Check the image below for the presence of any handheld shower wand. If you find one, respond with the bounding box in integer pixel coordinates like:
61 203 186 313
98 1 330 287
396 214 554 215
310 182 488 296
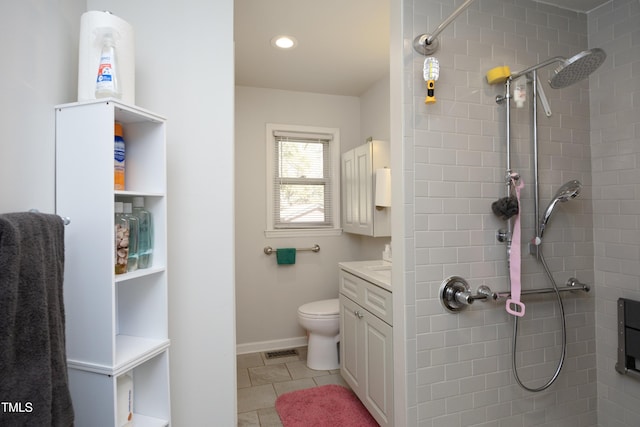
538 180 582 239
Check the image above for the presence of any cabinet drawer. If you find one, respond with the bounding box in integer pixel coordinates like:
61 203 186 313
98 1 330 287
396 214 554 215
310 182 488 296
339 270 392 325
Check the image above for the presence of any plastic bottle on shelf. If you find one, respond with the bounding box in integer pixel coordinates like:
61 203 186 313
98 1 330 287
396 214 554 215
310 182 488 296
95 31 121 99
114 202 129 274
123 202 139 272
114 122 125 191
132 196 153 269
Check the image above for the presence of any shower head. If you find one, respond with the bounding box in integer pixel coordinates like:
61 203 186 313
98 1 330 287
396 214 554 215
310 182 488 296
549 48 607 88
539 180 582 238
507 48 606 87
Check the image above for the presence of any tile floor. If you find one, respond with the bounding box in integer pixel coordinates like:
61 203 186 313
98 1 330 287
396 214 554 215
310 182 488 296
237 347 349 426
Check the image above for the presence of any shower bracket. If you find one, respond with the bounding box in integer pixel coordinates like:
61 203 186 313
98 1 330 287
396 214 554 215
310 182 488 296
497 228 510 243
495 93 510 105
413 34 439 56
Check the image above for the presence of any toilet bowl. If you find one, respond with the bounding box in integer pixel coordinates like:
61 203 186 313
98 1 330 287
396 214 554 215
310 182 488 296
297 298 340 370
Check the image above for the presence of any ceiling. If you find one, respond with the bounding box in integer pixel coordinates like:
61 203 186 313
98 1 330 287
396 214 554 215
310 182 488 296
234 0 609 97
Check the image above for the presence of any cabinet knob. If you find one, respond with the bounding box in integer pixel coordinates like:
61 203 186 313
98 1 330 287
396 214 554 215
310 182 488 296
354 310 363 319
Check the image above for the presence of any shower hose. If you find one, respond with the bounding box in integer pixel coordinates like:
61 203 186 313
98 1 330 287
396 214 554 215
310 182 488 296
511 247 567 392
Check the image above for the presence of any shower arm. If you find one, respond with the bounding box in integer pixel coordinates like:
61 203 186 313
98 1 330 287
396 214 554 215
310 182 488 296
509 56 564 81
413 0 477 55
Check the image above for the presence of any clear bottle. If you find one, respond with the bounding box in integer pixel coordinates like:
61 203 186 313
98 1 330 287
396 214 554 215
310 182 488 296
114 202 129 275
114 122 125 191
132 196 153 269
123 202 139 272
95 32 121 99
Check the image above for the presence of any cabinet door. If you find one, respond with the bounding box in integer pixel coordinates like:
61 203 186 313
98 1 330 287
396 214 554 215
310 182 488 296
354 143 373 235
341 150 355 231
340 294 393 427
339 295 362 390
362 309 393 426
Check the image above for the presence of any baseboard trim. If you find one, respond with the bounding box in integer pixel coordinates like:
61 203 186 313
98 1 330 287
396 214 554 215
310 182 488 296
236 336 308 355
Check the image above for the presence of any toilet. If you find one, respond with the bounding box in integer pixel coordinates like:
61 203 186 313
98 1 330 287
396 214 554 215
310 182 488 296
297 298 340 370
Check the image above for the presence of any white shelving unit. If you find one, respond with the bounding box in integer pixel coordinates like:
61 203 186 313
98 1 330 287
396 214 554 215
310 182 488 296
55 99 170 427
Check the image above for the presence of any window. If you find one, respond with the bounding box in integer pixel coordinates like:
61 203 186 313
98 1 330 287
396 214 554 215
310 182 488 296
266 124 341 237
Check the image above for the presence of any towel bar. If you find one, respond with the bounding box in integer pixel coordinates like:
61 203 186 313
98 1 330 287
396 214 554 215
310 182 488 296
29 209 70 225
264 244 320 255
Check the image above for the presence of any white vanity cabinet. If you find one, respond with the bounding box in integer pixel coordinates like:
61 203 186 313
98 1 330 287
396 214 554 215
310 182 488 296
339 262 393 427
341 140 390 237
56 99 170 426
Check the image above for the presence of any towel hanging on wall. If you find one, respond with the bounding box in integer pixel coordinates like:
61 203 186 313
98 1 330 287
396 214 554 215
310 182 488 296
0 211 74 426
276 248 296 265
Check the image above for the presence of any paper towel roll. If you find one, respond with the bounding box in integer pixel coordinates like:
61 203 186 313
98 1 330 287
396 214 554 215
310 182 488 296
375 168 391 207
78 11 135 104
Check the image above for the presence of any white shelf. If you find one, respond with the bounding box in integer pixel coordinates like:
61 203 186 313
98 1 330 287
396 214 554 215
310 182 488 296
66 336 170 376
115 267 166 283
116 190 165 198
115 336 171 376
132 413 169 427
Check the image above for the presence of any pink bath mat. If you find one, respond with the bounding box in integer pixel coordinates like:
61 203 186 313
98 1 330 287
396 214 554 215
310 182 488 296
275 384 379 427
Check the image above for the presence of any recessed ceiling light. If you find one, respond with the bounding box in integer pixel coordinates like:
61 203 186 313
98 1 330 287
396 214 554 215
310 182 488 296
271 35 297 49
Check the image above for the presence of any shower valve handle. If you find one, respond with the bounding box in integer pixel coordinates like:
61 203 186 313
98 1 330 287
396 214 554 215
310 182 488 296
439 277 496 313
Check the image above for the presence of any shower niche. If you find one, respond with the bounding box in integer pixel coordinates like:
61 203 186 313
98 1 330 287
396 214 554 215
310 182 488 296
616 298 640 379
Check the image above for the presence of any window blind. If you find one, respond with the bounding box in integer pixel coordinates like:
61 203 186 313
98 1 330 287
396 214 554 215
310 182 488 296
273 131 333 228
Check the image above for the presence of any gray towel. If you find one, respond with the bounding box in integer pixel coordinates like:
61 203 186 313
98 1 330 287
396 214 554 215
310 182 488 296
0 212 74 427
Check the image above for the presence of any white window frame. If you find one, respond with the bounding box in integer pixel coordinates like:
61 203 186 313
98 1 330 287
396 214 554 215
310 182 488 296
265 123 342 238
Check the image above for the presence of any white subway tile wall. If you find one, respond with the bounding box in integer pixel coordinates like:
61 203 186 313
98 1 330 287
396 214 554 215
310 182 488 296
399 0 639 425
589 1 640 426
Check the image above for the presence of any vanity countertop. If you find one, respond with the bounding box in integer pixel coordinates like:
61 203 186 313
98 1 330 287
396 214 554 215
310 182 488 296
338 260 391 292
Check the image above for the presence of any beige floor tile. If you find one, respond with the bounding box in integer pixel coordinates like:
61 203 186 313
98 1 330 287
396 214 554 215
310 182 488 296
248 364 292 386
286 360 330 380
313 372 350 388
237 352 265 369
237 411 260 427
237 367 252 389
272 378 317 396
237 384 277 413
257 407 284 427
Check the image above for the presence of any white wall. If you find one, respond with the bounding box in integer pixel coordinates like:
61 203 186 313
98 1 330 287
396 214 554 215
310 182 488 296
0 0 85 213
360 74 391 143
86 1 236 425
589 1 640 425
234 86 390 350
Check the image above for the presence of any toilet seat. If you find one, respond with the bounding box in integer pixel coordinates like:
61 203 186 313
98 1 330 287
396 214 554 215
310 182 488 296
298 298 339 317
